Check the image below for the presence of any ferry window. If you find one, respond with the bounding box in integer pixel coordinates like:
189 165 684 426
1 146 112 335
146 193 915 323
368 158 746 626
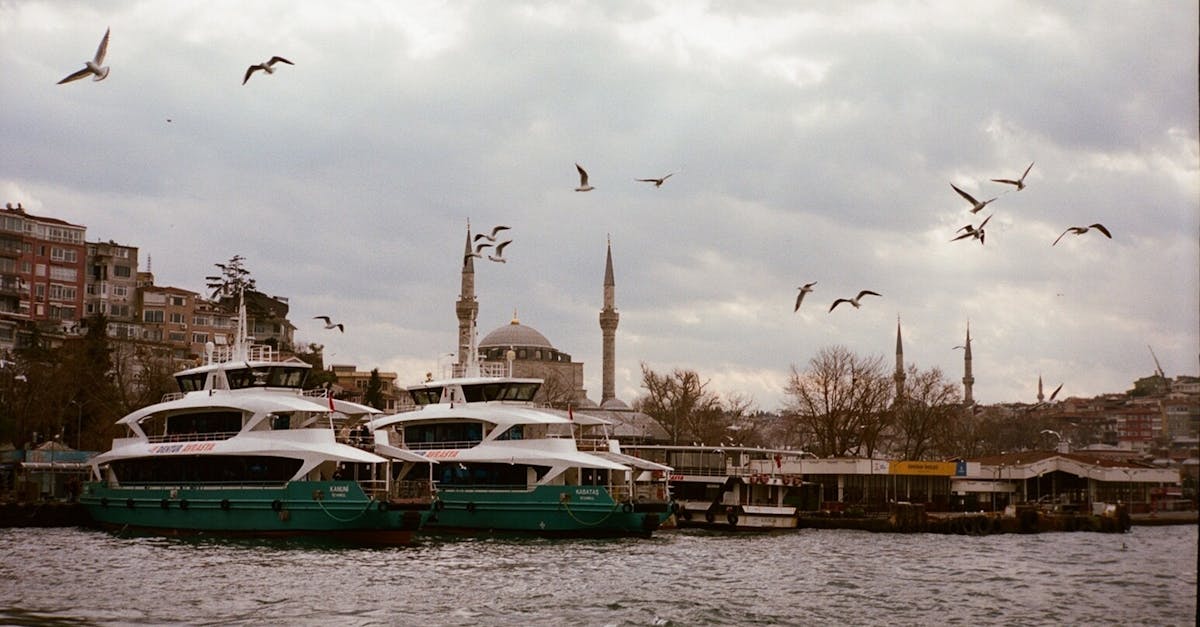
408 388 442 405
495 425 523 441
176 373 207 393
268 367 307 388
111 455 302 485
166 411 242 436
462 385 486 403
271 413 292 430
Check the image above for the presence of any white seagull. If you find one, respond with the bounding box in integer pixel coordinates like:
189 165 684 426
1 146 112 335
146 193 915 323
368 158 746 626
574 163 594 192
243 56 294 85
489 240 512 263
991 161 1034 191
1053 223 1112 246
58 28 111 84
829 290 881 312
794 282 817 312
635 173 674 187
474 225 511 243
951 183 997 214
313 316 344 332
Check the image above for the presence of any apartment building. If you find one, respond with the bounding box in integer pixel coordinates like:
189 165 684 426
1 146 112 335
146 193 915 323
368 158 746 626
85 240 139 339
0 203 87 353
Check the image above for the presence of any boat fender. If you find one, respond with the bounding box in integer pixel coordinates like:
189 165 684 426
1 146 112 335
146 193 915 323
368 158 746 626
219 499 229 511
727 511 739 526
160 498 169 510
125 498 135 509
377 501 389 512
179 499 189 510
100 497 108 507
622 502 634 514
465 501 476 513
433 499 445 511
705 509 715 524
271 499 284 512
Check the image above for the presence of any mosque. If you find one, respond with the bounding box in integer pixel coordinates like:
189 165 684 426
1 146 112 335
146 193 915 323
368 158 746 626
453 225 668 442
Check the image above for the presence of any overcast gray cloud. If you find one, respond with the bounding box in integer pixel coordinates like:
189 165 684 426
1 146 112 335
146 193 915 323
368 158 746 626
2 0 1196 410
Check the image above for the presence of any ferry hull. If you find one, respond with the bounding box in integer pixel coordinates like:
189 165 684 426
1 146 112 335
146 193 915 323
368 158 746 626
427 485 670 537
80 481 429 545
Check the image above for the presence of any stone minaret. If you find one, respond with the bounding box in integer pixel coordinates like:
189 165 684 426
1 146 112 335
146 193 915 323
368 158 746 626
1037 375 1045 403
455 223 478 368
893 316 906 401
599 237 620 407
962 322 975 405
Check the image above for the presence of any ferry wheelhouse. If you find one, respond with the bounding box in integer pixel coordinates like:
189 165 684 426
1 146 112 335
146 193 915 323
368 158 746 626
80 302 433 544
369 361 673 537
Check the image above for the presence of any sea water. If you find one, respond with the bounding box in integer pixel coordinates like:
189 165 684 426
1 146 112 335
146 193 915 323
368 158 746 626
2 525 1195 626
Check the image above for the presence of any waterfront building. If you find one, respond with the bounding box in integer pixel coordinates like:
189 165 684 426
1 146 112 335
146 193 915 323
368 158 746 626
0 203 87 353
328 364 403 413
84 240 139 339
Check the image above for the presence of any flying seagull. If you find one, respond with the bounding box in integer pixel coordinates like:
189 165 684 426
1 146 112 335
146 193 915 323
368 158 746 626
58 28 111 84
951 183 997 214
574 163 594 192
243 56 293 85
635 173 674 187
991 161 1034 191
794 282 817 312
474 225 511 243
489 240 512 263
1048 383 1063 402
1052 223 1112 246
313 316 344 332
829 290 881 312
952 214 992 245
474 241 494 254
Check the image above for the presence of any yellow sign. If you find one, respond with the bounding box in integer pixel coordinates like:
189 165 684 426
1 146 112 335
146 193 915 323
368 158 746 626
890 461 957 476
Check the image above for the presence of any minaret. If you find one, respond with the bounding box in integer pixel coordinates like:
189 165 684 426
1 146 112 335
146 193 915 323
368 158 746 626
962 322 975 405
455 222 479 369
599 236 620 406
1037 375 1045 403
893 316 906 401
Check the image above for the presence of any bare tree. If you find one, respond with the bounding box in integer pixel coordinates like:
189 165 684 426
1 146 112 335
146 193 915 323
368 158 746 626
892 364 961 460
633 364 728 445
782 346 893 458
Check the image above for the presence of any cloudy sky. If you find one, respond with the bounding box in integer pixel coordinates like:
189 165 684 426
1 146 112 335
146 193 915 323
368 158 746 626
2 1 1197 411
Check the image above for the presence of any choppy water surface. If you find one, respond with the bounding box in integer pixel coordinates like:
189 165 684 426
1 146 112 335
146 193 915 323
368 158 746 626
2 525 1195 626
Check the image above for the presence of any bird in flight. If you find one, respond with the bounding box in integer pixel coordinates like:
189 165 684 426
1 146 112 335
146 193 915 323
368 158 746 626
636 173 674 187
313 316 344 332
474 225 511 243
1052 223 1112 246
243 56 293 85
991 161 1034 191
951 183 997 214
574 163 594 192
474 241 494 254
58 28 111 84
489 240 512 263
1048 383 1063 402
952 214 992 245
794 282 817 312
829 290 881 312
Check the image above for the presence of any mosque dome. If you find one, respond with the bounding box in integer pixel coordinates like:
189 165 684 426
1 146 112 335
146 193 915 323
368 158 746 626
479 312 554 350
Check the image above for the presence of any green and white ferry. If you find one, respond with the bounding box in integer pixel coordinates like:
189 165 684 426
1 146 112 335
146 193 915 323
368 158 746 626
369 351 674 537
80 301 433 545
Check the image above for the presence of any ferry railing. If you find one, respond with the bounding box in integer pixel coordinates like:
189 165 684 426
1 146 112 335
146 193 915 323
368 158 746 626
390 479 433 501
400 439 481 450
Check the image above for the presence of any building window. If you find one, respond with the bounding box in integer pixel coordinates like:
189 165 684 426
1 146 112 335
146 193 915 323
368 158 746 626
143 310 164 323
193 315 210 326
114 265 132 277
50 247 78 263
49 266 76 281
170 296 186 307
168 332 186 342
35 264 46 277
192 332 208 344
169 312 185 324
112 285 128 297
